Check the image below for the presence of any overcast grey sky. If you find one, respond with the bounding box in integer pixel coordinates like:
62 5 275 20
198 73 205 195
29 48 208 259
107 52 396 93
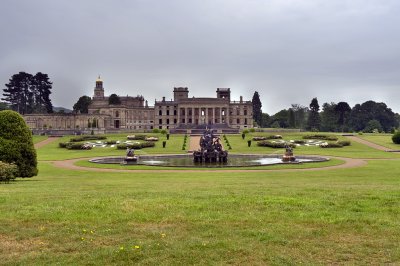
1 0 399 114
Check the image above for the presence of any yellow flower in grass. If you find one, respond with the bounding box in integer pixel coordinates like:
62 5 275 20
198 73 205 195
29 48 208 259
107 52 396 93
133 245 140 249
161 233 166 238
120 246 124 251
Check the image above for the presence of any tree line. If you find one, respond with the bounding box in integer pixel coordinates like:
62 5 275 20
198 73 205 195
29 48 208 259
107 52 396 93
2 72 53 114
252 92 400 133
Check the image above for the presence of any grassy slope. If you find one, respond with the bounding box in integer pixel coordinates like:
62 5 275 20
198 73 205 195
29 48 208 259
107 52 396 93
358 133 400 150
32 135 48 144
0 160 399 265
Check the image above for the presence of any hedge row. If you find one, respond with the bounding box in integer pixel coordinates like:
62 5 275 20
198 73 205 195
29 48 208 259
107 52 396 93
59 142 92 150
252 135 282 141
70 135 107 142
320 140 351 148
117 142 155 150
302 134 338 141
257 141 296 149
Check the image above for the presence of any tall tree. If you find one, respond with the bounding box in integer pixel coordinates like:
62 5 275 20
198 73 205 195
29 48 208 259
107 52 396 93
0 102 8 111
349 101 398 132
320 102 339 132
2 72 33 114
2 71 53 114
109 94 121 105
290 104 308 129
73 96 92 114
33 72 53 113
335 102 351 132
307 97 321 131
252 91 262 126
288 108 296 128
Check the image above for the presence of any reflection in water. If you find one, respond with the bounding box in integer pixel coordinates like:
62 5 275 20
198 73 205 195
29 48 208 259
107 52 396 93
90 154 327 168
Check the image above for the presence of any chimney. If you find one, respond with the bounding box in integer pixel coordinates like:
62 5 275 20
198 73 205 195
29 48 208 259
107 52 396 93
162 97 166 102
240 96 243 103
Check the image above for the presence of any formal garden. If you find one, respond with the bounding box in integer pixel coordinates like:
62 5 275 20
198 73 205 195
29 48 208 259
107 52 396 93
1 110 400 264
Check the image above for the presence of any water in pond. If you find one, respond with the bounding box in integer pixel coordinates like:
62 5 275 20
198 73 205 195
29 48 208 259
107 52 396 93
90 154 328 168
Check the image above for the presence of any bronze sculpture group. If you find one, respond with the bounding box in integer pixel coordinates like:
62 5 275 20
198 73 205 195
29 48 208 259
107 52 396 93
193 129 228 163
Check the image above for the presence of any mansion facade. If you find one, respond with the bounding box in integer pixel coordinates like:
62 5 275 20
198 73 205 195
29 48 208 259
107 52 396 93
24 78 253 133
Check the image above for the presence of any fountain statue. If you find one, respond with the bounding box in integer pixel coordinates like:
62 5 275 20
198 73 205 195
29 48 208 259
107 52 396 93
282 143 296 162
123 147 138 164
193 129 228 163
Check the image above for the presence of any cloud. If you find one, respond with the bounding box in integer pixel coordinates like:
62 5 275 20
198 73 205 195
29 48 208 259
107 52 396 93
1 0 399 114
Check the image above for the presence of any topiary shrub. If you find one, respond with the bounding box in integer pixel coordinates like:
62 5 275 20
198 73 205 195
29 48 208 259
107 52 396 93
160 129 167 135
152 128 160 133
392 132 400 144
0 110 37 178
0 161 17 183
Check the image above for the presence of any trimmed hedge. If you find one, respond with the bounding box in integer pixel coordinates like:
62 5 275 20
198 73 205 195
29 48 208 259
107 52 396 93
393 132 400 144
0 110 37 177
303 134 338 141
338 140 351 147
0 161 17 183
257 141 296 149
320 142 343 148
117 142 155 150
70 135 107 142
127 135 146 140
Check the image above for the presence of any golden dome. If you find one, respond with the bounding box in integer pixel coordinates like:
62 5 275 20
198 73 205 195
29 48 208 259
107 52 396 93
96 75 102 82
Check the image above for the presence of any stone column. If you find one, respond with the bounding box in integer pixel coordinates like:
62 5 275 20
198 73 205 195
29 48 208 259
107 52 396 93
205 107 209 126
212 108 215 124
185 107 188 125
177 107 180 126
219 108 222 124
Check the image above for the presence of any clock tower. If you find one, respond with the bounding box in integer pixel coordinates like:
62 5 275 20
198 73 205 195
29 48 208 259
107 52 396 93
93 76 104 99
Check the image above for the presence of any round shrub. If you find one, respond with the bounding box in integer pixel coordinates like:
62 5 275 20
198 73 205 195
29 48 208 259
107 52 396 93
0 161 17 183
0 110 37 177
392 132 400 144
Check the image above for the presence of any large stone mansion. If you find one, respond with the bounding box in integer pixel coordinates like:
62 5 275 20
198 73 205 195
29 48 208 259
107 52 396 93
24 77 253 133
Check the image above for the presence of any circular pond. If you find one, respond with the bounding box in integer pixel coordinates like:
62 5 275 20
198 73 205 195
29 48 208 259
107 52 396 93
89 154 328 168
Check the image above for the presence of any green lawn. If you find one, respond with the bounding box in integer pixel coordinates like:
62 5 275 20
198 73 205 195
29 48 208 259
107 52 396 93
358 133 400 150
32 135 48 144
1 160 399 265
36 132 400 161
226 133 400 159
37 134 189 161
2 132 400 264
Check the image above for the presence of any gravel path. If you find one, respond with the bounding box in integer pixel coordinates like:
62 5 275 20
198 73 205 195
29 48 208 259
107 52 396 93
34 137 60 149
189 136 200 152
345 135 395 151
50 156 367 173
